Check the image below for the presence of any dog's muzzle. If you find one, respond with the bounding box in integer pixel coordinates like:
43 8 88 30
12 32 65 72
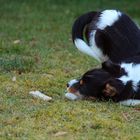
65 79 83 100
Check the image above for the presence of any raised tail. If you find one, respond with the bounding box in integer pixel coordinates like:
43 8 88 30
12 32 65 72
72 11 97 42
72 11 101 61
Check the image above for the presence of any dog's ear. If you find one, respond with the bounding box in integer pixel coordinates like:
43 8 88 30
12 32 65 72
102 81 118 97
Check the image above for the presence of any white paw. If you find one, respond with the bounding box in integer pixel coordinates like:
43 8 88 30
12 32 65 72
65 92 79 101
119 99 140 106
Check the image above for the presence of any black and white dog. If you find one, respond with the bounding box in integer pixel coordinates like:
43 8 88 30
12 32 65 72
72 9 140 63
65 10 140 106
66 58 140 106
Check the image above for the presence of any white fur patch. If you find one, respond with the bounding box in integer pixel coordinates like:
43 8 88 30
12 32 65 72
119 99 140 106
119 63 140 91
97 10 121 30
74 39 101 61
89 10 121 61
68 79 78 87
90 31 109 62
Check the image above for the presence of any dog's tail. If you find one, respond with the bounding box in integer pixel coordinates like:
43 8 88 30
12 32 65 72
72 11 100 61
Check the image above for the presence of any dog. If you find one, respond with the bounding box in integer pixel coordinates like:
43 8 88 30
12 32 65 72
66 58 140 106
66 9 140 105
72 9 140 63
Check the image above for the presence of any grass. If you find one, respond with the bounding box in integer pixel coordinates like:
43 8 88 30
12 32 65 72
0 0 140 139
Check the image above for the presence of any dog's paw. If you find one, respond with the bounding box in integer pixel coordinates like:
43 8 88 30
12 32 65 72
65 92 79 100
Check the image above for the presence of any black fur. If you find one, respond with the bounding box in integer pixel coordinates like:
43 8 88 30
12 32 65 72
72 11 98 42
102 60 127 77
69 9 140 103
68 60 140 102
79 68 111 98
72 10 140 63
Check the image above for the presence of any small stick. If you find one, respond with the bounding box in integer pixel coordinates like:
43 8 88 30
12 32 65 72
29 91 52 101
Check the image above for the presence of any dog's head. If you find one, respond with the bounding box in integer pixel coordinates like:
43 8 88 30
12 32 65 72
66 65 125 101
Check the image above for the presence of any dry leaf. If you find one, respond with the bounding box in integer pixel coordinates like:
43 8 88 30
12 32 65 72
13 40 21 44
12 76 16 82
54 131 67 137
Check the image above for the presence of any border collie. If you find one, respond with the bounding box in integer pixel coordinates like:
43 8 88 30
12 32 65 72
72 9 140 63
66 10 140 106
66 58 140 106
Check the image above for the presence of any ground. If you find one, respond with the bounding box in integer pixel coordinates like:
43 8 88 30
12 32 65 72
0 0 140 140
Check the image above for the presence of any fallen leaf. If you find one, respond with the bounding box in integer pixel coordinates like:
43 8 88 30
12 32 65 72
54 131 68 137
13 40 21 44
12 76 16 82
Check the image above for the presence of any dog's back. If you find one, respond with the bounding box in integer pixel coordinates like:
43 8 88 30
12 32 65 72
72 9 140 63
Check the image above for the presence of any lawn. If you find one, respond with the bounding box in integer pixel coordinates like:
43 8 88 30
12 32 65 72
0 0 140 139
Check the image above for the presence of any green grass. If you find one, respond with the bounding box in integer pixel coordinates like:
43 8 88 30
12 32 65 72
0 0 140 139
